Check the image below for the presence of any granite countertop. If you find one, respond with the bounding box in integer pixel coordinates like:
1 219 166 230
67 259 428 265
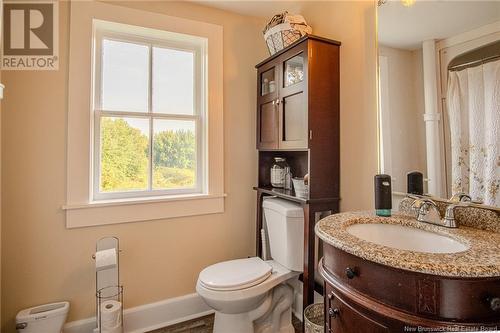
315 211 500 278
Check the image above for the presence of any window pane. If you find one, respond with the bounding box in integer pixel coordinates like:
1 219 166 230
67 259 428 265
100 117 150 192
153 119 196 189
152 47 194 115
101 39 149 112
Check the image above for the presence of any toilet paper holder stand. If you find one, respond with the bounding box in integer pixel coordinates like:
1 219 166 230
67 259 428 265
92 237 124 333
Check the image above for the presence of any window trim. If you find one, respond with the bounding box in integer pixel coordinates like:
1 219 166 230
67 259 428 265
91 26 208 201
65 1 224 228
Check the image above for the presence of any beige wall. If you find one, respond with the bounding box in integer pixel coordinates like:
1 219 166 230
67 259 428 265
300 1 378 211
1 1 378 330
1 1 266 330
379 45 427 192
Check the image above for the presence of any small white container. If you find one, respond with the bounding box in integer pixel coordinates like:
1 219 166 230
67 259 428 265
16 301 69 333
292 177 309 198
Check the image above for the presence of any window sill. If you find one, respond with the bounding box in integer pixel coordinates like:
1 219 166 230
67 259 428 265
63 193 226 228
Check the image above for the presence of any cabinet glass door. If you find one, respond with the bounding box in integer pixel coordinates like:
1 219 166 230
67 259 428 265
279 51 307 149
260 68 276 96
284 54 304 87
257 65 278 149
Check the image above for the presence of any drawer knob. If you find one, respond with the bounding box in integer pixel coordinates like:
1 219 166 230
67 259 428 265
328 308 340 318
345 267 357 279
490 297 500 311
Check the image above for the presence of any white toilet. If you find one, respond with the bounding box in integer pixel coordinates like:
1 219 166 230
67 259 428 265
197 198 304 333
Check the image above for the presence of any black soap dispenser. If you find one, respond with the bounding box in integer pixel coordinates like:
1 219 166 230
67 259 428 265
407 171 424 195
374 174 392 217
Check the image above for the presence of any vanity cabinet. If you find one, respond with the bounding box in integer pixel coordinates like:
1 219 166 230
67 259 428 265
320 244 500 333
325 285 389 333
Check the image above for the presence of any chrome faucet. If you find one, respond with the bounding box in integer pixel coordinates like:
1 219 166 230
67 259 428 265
411 198 458 228
442 202 471 228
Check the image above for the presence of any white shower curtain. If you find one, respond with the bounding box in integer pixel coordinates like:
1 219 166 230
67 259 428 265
447 59 500 207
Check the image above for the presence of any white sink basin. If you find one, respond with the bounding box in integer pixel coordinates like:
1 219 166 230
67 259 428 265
346 223 469 254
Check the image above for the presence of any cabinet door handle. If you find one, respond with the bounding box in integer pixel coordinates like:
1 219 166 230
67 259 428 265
328 308 340 318
346 267 357 279
276 98 281 105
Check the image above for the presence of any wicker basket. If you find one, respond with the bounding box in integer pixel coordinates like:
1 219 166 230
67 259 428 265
263 12 312 55
304 303 324 333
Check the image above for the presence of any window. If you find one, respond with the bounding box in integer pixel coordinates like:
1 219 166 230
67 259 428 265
93 23 207 200
66 2 223 228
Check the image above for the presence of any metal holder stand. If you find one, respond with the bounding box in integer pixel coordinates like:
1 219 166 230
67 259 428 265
92 237 123 333
97 286 123 333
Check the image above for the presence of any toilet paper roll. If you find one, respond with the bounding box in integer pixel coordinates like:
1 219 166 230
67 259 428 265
100 300 122 329
95 248 117 271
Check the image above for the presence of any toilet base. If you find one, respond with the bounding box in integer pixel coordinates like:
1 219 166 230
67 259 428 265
212 283 294 333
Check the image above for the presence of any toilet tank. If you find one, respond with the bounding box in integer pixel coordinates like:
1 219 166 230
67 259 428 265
16 301 69 333
263 198 304 271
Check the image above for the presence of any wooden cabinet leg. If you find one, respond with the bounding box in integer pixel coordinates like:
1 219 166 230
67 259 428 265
256 192 265 258
302 204 316 319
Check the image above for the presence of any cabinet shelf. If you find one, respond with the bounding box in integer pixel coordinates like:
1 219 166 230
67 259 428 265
254 186 339 205
254 186 308 204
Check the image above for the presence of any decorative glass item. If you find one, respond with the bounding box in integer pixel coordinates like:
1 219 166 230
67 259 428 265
284 54 304 87
261 68 275 96
270 157 289 188
292 177 309 198
284 167 292 190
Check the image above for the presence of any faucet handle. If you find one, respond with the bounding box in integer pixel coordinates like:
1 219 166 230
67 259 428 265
443 201 468 228
411 198 441 224
450 192 472 203
411 198 437 211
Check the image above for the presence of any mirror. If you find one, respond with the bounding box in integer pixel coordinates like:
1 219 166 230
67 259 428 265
377 0 500 207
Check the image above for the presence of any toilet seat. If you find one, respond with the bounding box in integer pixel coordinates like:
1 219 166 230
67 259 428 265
199 257 272 291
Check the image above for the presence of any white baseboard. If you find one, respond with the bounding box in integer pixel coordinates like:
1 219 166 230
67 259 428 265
63 293 213 333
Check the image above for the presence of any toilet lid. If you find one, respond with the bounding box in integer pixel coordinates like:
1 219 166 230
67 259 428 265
199 257 272 291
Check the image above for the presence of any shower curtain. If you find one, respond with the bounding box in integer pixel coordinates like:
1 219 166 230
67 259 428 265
447 59 500 207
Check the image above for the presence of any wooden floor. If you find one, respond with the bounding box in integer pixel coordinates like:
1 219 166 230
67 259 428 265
147 314 303 333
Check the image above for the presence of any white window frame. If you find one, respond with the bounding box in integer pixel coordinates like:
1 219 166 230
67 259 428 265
65 1 224 228
92 25 207 201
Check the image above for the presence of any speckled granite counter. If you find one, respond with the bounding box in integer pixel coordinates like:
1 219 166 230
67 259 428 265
315 211 500 278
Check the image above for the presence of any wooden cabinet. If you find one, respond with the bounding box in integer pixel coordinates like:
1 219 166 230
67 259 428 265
325 285 389 333
320 243 500 332
256 36 338 150
254 35 341 316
